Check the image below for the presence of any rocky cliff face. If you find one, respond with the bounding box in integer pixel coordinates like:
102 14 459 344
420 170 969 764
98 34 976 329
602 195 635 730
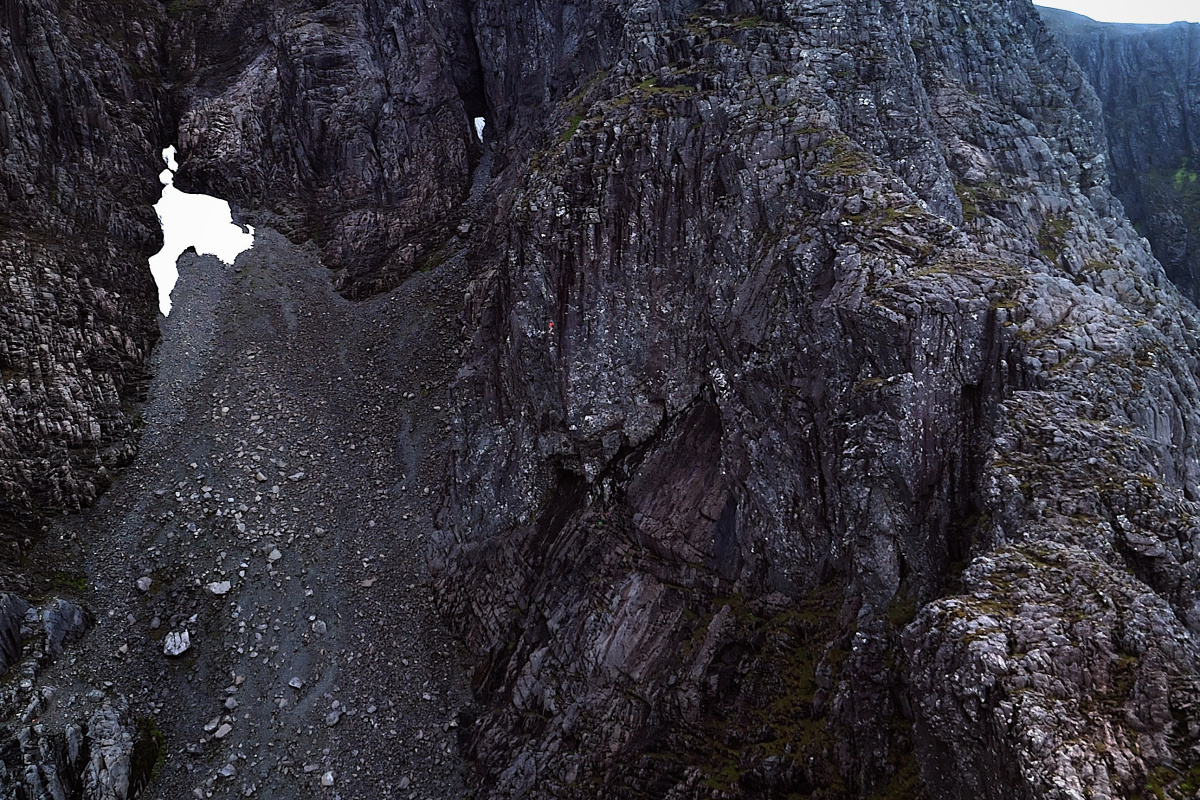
0 0 167 587
1040 7 1200 306
168 0 486 297
6 0 1200 798
436 0 1200 797
0 4 172 794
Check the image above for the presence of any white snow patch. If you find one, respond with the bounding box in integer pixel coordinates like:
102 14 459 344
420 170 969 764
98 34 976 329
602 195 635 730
149 146 254 316
474 116 486 141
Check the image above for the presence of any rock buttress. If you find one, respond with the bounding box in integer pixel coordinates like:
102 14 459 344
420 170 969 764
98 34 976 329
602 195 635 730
168 0 485 298
436 0 1200 797
0 0 168 587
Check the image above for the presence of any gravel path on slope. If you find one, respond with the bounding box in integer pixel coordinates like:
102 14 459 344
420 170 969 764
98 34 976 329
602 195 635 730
36 226 474 800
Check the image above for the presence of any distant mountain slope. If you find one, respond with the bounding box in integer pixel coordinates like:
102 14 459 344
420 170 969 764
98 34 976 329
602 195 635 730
1041 6 1200 304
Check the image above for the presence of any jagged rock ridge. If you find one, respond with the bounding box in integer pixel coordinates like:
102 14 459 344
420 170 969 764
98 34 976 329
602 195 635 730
168 0 487 298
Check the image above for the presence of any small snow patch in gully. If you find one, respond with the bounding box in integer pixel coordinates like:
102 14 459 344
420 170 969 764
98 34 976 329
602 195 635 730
474 116 486 141
149 146 254 316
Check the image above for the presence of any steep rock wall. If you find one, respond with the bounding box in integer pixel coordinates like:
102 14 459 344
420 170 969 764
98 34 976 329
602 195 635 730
436 0 1200 797
1041 8 1200 306
168 0 485 297
0 0 168 584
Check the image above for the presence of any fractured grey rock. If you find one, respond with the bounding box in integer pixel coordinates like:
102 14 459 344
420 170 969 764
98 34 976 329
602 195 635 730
1041 8 1200 305
42 600 90 657
82 702 134 800
1 699 136 800
0 0 165 571
162 630 190 657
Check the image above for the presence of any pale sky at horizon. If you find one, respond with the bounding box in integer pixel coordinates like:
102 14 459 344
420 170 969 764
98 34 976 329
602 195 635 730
1038 0 1199 24
150 146 254 317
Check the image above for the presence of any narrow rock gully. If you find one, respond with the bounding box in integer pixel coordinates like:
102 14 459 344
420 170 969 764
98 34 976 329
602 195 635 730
33 223 473 798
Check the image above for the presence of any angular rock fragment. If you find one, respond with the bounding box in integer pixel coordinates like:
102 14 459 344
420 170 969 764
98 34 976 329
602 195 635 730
43 599 91 656
163 630 191 657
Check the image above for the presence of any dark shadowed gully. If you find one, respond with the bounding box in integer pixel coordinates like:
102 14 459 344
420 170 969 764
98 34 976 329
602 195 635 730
3 0 1200 798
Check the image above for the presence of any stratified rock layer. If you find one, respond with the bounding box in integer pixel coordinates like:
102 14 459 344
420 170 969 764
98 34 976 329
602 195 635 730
1041 8 1200 305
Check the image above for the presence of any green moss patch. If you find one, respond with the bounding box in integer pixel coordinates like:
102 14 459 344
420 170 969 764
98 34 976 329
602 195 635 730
1037 214 1073 262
